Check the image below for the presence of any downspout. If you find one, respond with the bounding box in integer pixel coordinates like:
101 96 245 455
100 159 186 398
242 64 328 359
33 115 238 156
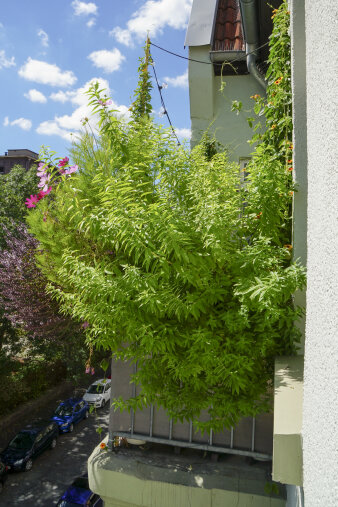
239 0 267 90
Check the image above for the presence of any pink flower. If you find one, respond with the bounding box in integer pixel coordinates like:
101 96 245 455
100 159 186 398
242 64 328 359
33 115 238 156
38 174 51 192
64 165 78 176
91 367 95 375
85 366 90 374
97 99 112 107
37 162 48 178
82 321 89 329
58 157 69 168
25 195 39 208
37 187 52 200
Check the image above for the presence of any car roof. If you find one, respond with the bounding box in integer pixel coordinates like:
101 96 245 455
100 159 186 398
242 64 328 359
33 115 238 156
90 378 110 386
22 420 56 433
61 485 92 504
58 397 82 407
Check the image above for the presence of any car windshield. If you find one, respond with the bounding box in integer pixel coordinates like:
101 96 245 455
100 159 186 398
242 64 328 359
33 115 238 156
87 385 104 394
9 432 35 450
55 405 73 417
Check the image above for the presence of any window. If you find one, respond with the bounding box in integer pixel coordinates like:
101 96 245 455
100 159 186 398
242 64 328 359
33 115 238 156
35 432 43 443
0 167 4 174
239 158 251 183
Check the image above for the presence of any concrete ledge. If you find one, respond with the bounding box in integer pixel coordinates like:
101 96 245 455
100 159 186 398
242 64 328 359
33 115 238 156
273 356 304 486
88 439 286 507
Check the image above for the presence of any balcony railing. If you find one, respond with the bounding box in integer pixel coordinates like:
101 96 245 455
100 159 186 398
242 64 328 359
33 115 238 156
109 358 273 460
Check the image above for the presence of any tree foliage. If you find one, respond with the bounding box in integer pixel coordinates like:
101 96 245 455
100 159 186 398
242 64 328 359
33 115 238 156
26 8 305 433
0 165 39 249
0 164 39 349
0 225 80 342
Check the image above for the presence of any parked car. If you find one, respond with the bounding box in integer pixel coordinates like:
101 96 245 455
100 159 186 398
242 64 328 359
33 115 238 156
83 379 111 408
56 474 103 506
0 460 8 493
51 398 89 433
0 420 58 472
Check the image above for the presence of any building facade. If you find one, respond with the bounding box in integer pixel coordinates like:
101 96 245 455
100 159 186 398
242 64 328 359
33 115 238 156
88 1 338 506
0 149 38 175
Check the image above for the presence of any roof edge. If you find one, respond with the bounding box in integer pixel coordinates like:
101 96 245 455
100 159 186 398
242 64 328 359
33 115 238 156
185 0 218 47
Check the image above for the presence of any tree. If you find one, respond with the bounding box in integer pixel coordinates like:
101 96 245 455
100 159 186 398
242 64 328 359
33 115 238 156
0 225 80 342
0 164 39 249
26 27 305 432
0 164 39 350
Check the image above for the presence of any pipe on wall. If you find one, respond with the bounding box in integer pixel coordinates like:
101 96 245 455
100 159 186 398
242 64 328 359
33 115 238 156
239 0 267 90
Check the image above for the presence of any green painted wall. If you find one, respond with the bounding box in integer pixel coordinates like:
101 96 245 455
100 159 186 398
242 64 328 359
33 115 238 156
189 46 265 163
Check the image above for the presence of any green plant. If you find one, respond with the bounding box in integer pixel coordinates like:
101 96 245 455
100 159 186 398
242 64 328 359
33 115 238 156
26 16 304 433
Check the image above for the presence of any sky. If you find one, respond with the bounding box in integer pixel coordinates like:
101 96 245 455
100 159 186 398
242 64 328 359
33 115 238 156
0 0 193 159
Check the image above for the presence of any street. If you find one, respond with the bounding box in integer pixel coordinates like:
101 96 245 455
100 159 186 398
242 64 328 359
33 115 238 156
0 404 109 506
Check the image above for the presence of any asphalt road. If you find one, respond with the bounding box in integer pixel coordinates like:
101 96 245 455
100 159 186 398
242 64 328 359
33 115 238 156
0 404 109 506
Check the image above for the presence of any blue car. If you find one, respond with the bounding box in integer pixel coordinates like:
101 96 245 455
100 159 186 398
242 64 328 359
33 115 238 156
56 474 102 506
51 398 89 433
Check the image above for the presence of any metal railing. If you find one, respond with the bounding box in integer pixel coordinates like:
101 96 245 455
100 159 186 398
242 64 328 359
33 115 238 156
109 359 273 460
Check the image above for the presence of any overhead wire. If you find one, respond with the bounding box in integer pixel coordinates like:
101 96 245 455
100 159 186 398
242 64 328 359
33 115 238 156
150 40 269 67
150 49 181 146
149 40 269 146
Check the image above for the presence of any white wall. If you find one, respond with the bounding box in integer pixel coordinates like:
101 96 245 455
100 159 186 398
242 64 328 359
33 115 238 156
302 0 338 505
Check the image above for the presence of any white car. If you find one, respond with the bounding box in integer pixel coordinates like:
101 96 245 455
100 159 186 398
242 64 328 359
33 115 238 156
83 379 111 408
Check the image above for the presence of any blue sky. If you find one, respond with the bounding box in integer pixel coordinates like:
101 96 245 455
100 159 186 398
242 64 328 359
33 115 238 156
0 0 192 159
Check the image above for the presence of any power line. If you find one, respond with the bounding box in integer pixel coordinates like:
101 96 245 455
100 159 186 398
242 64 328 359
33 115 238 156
150 41 269 67
150 50 181 146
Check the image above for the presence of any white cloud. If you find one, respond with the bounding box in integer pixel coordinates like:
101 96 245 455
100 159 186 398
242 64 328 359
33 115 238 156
50 78 109 107
18 58 77 87
176 128 191 139
0 49 15 69
87 49 125 73
38 78 130 141
24 89 47 103
111 0 192 47
49 90 72 103
37 29 49 47
164 70 188 88
36 121 74 141
8 117 32 131
87 18 96 28
72 0 98 16
3 116 9 126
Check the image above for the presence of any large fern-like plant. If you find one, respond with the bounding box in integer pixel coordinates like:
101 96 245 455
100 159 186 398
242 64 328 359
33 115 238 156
27 16 304 432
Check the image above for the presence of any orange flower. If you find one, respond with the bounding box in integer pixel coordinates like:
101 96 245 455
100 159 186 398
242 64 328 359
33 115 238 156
271 124 277 130
288 167 293 171
254 212 262 219
250 94 260 100
287 159 293 164
289 191 294 196
284 244 293 250
274 77 283 85
100 442 107 450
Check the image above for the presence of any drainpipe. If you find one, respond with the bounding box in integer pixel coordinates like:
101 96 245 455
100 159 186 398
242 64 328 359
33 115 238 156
239 0 267 90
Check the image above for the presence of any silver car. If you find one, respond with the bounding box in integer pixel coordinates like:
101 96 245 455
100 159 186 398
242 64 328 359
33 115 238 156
83 379 111 408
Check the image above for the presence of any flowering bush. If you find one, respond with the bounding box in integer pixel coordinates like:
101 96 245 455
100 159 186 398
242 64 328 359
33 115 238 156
24 157 78 209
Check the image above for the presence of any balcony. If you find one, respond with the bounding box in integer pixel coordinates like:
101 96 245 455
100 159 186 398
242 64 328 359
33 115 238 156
108 358 273 460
